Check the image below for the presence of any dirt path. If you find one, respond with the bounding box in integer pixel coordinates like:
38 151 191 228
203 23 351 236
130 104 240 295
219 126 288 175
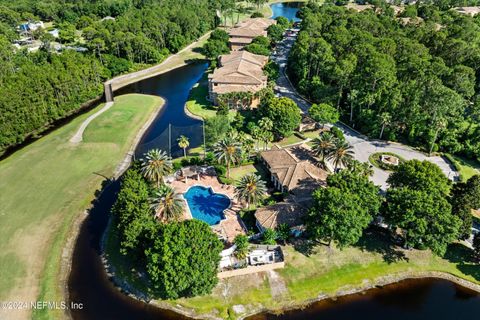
267 270 288 299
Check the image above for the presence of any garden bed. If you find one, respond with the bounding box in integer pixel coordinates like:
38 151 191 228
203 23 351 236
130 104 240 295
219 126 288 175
369 152 405 171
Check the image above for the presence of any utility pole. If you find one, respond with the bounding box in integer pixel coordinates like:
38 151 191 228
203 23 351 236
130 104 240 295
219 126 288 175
202 119 206 159
168 123 172 158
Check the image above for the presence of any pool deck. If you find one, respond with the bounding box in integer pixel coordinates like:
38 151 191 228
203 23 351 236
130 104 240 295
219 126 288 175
170 173 246 243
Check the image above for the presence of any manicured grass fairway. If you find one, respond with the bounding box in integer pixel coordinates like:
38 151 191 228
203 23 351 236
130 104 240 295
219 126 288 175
0 94 163 319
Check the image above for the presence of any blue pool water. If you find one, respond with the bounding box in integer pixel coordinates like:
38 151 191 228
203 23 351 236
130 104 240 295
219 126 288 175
183 186 231 226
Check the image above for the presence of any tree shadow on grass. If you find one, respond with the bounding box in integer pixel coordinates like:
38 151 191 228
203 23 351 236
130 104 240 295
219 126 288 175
354 227 409 264
444 243 474 264
292 238 316 257
443 243 480 281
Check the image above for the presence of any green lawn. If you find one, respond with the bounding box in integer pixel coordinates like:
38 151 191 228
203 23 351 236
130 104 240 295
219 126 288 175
277 134 305 147
452 155 480 181
185 72 237 120
0 93 163 319
172 232 479 318
185 73 218 119
230 163 269 182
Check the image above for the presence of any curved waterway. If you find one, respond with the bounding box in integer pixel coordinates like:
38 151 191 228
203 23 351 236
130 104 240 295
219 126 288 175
68 2 480 320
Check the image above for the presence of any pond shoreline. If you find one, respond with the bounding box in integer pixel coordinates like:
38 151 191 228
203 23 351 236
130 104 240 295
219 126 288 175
100 248 480 320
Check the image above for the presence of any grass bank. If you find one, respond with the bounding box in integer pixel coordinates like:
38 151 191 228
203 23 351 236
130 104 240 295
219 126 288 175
445 154 480 181
0 94 163 319
171 231 479 319
104 222 479 319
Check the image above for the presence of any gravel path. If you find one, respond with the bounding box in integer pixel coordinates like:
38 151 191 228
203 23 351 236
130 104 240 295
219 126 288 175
271 30 458 190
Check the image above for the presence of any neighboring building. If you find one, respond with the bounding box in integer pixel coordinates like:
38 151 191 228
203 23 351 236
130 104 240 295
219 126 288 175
254 201 307 233
229 18 275 50
455 6 480 16
48 29 59 38
260 145 328 197
101 16 116 21
19 21 44 33
208 50 268 108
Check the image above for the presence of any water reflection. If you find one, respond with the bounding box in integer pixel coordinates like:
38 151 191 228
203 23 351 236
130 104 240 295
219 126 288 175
247 279 480 320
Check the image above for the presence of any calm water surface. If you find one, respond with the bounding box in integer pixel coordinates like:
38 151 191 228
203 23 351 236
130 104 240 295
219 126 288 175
68 2 480 320
247 278 480 320
271 2 302 21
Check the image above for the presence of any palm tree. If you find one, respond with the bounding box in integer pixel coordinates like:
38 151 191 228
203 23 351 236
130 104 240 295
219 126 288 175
214 136 242 178
347 159 374 177
378 112 391 140
140 149 173 187
311 132 336 162
235 174 267 208
177 135 190 158
328 140 354 171
347 89 358 123
150 185 184 222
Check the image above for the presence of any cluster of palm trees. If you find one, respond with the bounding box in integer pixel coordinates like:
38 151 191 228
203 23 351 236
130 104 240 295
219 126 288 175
140 149 184 222
311 131 354 171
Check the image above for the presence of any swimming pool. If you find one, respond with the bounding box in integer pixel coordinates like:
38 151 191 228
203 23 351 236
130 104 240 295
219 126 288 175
183 185 231 226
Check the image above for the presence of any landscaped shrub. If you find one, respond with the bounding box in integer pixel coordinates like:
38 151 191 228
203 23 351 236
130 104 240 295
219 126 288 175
262 228 277 245
330 126 345 142
251 12 264 18
369 152 405 171
205 152 215 165
214 164 227 177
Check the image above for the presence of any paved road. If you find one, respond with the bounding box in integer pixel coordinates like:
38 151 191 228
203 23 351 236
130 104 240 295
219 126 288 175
271 30 458 190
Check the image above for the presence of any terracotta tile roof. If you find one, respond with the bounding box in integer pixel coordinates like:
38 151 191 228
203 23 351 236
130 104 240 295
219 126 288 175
220 50 268 67
212 84 258 94
254 202 307 230
210 51 267 86
229 37 254 45
236 18 275 30
229 18 274 39
261 145 328 194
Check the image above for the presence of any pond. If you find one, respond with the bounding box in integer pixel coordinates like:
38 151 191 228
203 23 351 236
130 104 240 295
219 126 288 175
270 2 303 21
247 278 480 320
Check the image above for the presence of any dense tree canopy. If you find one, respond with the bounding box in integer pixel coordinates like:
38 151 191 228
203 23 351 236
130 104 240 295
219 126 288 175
383 187 460 256
383 160 460 256
307 169 381 248
111 167 157 257
145 219 223 299
288 3 480 160
111 166 223 299
0 0 221 154
451 175 480 239
387 160 451 196
259 97 302 138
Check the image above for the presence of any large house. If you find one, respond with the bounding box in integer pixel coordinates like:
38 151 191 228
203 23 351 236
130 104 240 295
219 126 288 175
255 145 328 233
229 18 275 51
208 50 268 108
260 145 328 197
